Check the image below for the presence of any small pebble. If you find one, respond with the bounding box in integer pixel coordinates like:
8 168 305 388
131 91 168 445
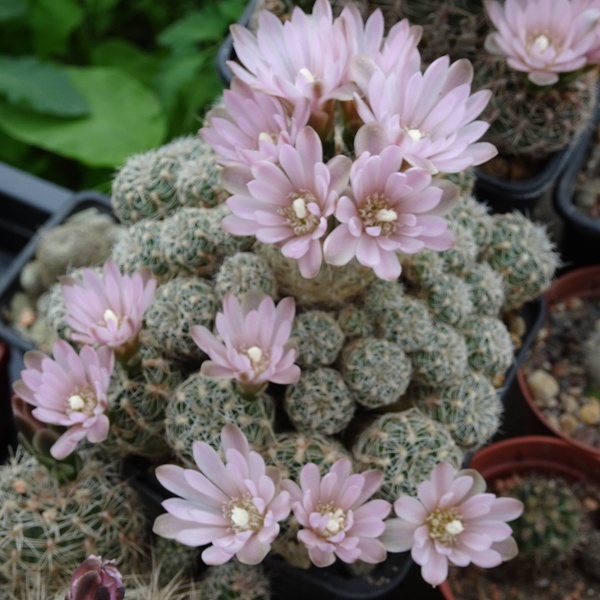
559 413 579 435
19 308 36 328
579 400 600 425
560 393 580 414
527 369 560 401
546 413 560 430
583 497 599 511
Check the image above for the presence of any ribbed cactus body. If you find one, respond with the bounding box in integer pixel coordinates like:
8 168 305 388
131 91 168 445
422 274 474 327
450 195 494 252
462 263 505 317
201 561 270 600
292 310 345 368
215 252 277 301
377 295 434 353
353 408 463 501
337 304 375 340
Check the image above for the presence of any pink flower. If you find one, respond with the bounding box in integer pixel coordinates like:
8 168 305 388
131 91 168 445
61 260 156 351
323 145 458 280
484 0 600 86
191 291 300 392
200 78 310 169
153 424 291 565
228 0 355 131
353 56 497 174
12 341 114 460
66 555 124 600
281 459 391 567
380 462 523 587
221 126 351 278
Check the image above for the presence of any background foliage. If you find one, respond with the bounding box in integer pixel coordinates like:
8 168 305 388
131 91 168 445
0 0 246 191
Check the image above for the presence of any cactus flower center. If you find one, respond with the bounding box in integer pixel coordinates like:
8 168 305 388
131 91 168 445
533 34 550 52
406 128 424 141
225 496 264 533
299 67 315 82
279 191 321 235
259 132 276 144
359 193 400 236
316 503 348 537
103 309 121 328
66 388 98 417
426 507 464 546
246 346 263 365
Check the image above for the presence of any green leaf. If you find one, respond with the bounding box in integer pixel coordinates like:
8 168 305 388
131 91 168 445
158 9 229 48
0 67 167 168
0 0 27 22
0 56 89 117
29 0 83 57
216 0 247 21
91 39 161 88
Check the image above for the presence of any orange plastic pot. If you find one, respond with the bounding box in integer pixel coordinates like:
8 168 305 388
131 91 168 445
517 265 600 457
438 436 600 599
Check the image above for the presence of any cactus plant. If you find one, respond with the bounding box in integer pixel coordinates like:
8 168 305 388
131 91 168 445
353 408 463 501
292 310 345 368
341 338 412 409
143 277 218 361
0 449 147 591
410 371 503 451
450 194 494 252
201 561 270 600
461 315 514 380
337 303 375 340
422 274 474 327
410 322 468 385
507 475 583 565
436 221 478 276
154 537 199 589
284 367 356 435
215 252 277 301
164 374 275 468
462 262 505 317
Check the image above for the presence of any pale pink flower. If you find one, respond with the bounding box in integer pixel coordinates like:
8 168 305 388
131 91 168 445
191 291 300 392
12 341 114 460
228 0 355 131
484 0 600 86
380 462 523 587
221 126 351 278
153 424 291 565
281 459 390 567
66 555 124 600
323 145 458 280
353 56 497 174
61 260 156 351
200 78 310 169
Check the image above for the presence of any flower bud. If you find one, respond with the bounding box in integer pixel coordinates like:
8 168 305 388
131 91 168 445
66 555 124 600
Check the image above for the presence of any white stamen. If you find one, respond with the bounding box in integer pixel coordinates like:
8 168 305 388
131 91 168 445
534 35 550 52
445 519 465 535
103 309 119 326
247 346 263 364
326 509 345 533
407 128 423 141
376 208 398 222
231 507 250 527
299 68 315 82
68 394 86 411
292 198 308 219
259 132 275 144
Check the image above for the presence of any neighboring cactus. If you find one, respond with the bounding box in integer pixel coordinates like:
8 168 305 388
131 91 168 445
410 371 503 451
160 208 219 277
106 365 181 458
292 310 345 368
111 220 170 279
0 449 146 591
165 374 275 468
284 368 356 435
257 243 376 308
377 295 435 353
461 315 514 380
154 537 199 588
443 169 476 198
483 212 559 311
143 277 218 361
362 279 405 316
462 263 505 317
204 203 254 257
337 303 375 340
474 54 598 159
215 252 277 301
437 221 478 276
341 338 412 409
42 282 74 345
263 431 353 482
353 408 463 501
400 249 445 287
450 194 494 252
507 475 583 565
410 322 468 385
201 561 270 600
422 274 474 327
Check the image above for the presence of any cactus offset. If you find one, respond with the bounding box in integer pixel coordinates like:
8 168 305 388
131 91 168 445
201 561 270 600
337 303 375 340
292 310 345 368
215 252 277 301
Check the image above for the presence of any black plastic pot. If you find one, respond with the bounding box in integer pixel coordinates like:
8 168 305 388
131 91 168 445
216 0 260 85
554 105 600 268
0 341 13 463
0 190 114 356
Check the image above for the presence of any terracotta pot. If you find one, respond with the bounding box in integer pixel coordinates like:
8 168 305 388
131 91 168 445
517 264 600 457
438 436 600 600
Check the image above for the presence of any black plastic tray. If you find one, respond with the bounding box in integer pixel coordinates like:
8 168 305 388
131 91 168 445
553 99 600 268
0 190 114 355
